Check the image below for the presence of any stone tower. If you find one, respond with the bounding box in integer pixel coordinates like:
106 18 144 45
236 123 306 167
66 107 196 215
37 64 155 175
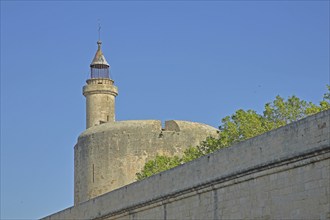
74 40 219 205
83 41 118 128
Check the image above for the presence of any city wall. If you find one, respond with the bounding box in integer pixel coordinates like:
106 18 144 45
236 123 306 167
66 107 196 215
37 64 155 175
43 110 330 219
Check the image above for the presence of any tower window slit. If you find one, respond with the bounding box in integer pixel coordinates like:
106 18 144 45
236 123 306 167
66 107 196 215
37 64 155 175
92 164 95 183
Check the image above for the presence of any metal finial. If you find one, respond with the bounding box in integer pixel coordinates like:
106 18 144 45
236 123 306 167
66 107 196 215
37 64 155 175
98 19 101 41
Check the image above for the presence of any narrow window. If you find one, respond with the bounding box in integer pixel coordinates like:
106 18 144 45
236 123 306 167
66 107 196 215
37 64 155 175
107 115 109 121
92 164 95 183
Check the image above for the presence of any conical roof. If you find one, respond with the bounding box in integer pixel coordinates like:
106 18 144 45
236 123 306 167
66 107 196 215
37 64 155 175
90 41 110 67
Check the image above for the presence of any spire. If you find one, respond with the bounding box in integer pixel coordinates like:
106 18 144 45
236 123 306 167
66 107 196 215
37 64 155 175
89 22 111 78
90 21 109 68
90 41 110 67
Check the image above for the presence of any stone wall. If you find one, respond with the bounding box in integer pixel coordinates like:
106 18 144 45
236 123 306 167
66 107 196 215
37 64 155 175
74 120 218 204
43 110 330 219
83 78 118 128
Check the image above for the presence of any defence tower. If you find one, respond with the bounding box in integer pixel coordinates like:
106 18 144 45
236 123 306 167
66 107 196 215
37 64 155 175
83 41 118 128
74 40 218 205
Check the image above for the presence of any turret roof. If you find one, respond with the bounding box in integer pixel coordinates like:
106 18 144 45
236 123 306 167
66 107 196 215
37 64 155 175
90 41 109 67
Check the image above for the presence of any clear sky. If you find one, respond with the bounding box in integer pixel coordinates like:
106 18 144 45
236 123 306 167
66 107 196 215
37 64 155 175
1 1 329 219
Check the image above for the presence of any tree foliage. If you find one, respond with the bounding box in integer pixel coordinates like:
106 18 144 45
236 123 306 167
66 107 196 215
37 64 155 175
136 86 330 180
136 155 181 180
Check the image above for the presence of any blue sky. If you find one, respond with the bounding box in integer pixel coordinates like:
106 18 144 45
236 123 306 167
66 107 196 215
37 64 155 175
1 1 329 219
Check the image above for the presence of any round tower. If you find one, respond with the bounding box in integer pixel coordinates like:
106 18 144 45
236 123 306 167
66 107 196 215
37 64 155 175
74 40 219 205
83 41 118 128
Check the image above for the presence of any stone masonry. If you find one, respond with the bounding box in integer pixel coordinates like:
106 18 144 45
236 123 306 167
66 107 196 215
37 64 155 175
74 120 218 204
83 78 118 128
74 41 219 205
43 109 330 220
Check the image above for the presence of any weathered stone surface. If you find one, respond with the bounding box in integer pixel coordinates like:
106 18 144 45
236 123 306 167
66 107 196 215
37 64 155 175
43 110 330 220
74 119 219 204
83 78 118 128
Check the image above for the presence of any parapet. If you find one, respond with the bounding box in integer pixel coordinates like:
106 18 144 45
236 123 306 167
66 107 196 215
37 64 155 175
165 120 219 133
80 120 218 136
83 79 118 96
79 120 162 138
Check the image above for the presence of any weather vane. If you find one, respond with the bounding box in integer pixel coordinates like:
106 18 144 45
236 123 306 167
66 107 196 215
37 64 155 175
98 19 101 41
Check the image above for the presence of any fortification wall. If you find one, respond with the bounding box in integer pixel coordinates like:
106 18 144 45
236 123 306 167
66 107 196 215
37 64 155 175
74 120 218 204
43 110 330 219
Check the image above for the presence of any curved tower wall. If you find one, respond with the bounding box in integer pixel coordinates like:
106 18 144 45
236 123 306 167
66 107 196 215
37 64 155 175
83 78 118 128
74 120 218 205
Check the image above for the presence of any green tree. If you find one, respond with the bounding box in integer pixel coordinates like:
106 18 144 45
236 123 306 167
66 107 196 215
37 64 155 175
305 85 330 114
136 86 330 180
136 155 181 180
265 95 315 124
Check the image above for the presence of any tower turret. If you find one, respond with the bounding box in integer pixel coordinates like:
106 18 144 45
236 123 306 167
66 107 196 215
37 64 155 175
83 41 118 128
